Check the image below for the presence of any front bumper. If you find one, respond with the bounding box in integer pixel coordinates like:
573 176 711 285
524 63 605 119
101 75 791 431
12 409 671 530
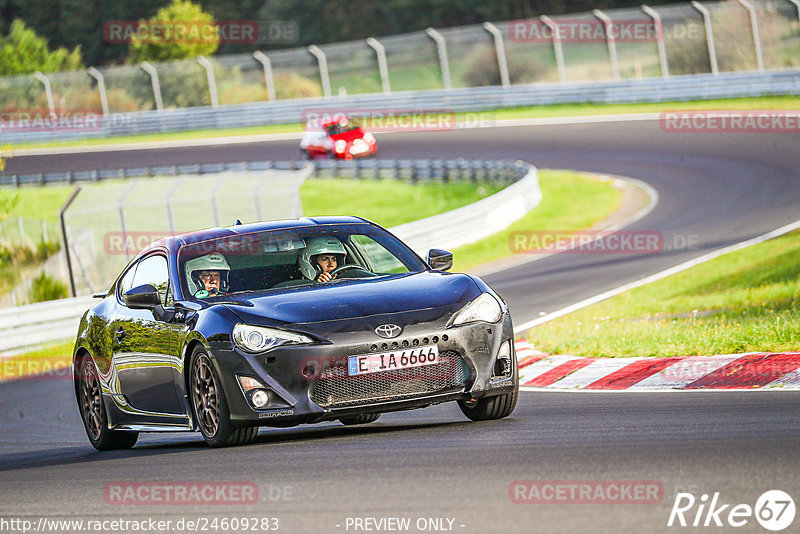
207 313 516 427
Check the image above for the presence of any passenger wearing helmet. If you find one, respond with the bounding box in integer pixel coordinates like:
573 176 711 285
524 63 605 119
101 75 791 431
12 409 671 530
185 253 230 298
299 236 347 283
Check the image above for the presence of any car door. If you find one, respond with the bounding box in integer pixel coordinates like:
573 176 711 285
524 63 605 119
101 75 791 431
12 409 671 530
110 254 183 415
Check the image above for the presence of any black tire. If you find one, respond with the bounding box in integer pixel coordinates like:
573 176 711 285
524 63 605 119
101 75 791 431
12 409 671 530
77 356 138 450
457 388 518 421
189 346 258 447
338 413 381 425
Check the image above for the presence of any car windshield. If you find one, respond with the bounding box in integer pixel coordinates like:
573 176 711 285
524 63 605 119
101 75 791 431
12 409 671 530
177 223 426 300
324 118 361 136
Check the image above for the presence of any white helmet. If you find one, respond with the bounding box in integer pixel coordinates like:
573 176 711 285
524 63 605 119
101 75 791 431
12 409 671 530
299 236 346 280
185 253 230 296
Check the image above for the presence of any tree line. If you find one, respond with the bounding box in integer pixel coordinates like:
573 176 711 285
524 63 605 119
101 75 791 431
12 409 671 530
0 0 679 73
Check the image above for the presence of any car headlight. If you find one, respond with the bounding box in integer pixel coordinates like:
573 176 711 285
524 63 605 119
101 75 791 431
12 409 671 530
232 324 313 353
363 132 375 143
334 139 347 153
449 293 502 327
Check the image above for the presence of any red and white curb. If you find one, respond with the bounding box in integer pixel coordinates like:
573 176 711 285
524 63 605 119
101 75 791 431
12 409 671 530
514 339 800 391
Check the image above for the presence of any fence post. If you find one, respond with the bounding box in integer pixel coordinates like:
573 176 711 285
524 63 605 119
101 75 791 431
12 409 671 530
691 1 719 74
593 9 621 80
425 28 452 89
165 177 185 236
58 186 82 297
33 72 56 116
641 5 669 78
87 67 110 116
252 51 276 102
117 181 138 262
140 61 164 111
197 56 220 107
366 37 391 93
308 45 332 98
17 216 27 249
737 0 764 72
482 22 510 87
791 0 800 23
210 175 228 227
540 16 567 83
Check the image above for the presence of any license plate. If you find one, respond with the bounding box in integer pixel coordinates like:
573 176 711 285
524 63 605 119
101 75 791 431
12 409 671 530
350 144 368 155
348 345 439 376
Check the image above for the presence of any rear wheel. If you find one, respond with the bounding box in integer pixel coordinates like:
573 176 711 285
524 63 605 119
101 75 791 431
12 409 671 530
338 413 381 425
189 347 258 447
78 357 138 450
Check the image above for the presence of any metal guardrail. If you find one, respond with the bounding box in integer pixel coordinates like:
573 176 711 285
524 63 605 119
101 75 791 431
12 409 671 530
0 159 533 354
1 70 798 145
2 158 528 187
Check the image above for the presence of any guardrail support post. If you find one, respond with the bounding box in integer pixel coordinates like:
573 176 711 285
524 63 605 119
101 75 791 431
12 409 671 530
59 186 82 297
482 22 510 87
641 5 669 77
308 45 332 98
593 9 621 80
691 1 719 74
33 71 56 116
87 67 110 116
425 28 452 90
197 56 220 107
140 61 164 111
540 16 567 83
737 0 764 72
252 51 276 101
366 37 392 93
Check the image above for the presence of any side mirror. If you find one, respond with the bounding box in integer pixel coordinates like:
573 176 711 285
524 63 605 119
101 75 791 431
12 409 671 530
122 284 161 309
427 249 453 272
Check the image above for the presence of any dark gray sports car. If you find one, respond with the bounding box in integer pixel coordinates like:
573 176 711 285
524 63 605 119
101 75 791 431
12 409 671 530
73 216 518 449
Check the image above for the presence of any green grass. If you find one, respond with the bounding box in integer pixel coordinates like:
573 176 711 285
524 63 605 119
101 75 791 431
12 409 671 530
301 179 504 229
452 170 622 272
527 229 800 358
7 95 799 150
1 186 74 220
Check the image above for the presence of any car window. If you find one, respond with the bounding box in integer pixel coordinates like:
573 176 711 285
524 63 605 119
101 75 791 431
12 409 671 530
130 255 172 307
118 264 138 296
350 235 410 274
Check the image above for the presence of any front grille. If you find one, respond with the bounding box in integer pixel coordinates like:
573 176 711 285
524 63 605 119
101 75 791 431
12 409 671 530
310 351 467 408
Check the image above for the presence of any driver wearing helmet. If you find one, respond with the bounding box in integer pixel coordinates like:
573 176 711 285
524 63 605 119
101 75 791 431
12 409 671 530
185 253 230 298
299 236 346 283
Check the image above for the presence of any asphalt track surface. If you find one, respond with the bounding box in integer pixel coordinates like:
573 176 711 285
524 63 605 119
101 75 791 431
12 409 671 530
2 121 800 533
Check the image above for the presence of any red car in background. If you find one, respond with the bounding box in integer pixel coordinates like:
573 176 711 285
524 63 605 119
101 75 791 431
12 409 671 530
300 116 377 160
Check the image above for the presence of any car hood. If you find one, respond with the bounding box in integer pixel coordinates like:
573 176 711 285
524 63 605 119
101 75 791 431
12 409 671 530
221 272 480 329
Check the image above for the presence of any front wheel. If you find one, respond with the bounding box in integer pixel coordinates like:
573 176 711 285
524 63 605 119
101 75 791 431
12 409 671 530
457 388 518 421
78 357 138 450
189 347 258 447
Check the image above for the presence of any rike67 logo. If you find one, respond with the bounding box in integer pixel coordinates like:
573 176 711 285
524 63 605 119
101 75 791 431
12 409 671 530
668 490 795 531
